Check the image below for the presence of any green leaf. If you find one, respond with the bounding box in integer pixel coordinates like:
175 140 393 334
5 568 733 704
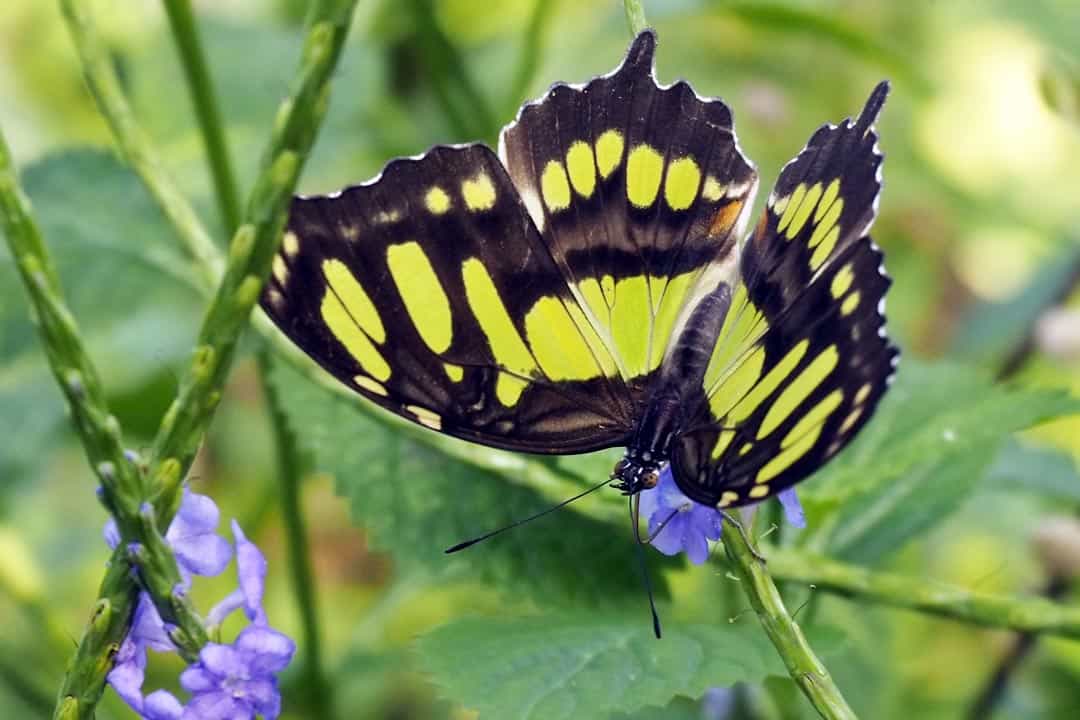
806 360 1080 563
609 695 703 720
416 614 782 720
128 18 398 200
949 240 1080 367
0 150 201 491
984 439 1080 503
268 359 674 606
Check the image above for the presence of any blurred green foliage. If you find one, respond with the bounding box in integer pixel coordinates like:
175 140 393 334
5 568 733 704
2 1 1080 718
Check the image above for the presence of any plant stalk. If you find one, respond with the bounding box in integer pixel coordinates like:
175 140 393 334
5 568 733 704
767 547 1080 639
50 2 360 716
162 0 242 235
721 513 857 719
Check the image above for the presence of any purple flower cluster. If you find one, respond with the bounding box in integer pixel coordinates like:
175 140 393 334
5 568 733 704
104 489 294 720
638 465 806 564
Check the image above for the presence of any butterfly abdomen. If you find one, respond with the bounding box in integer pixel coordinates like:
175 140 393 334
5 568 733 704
629 282 735 460
661 283 734 388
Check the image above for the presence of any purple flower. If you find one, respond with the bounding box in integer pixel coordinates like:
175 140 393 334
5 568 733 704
106 490 231 711
703 686 736 719
179 625 295 720
104 489 294 719
638 466 723 564
208 521 269 627
778 488 806 529
639 465 806 563
104 488 232 584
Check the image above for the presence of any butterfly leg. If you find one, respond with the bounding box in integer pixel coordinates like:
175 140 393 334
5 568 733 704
720 510 767 564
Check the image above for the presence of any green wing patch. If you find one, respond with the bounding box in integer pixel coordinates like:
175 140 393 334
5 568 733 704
262 144 635 454
499 31 758 382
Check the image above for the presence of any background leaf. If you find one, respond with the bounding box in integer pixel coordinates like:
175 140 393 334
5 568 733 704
805 360 1080 562
269 359 674 607
0 150 201 496
983 439 1080 503
416 614 783 720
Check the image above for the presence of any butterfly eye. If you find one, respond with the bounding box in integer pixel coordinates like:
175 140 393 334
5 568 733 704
612 458 631 477
642 468 660 488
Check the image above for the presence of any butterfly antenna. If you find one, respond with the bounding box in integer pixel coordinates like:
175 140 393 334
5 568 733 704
445 477 611 553
630 497 663 638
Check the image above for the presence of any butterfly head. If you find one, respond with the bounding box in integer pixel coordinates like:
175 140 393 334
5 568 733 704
610 455 662 496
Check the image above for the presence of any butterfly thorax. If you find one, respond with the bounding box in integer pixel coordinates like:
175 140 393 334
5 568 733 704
611 282 734 498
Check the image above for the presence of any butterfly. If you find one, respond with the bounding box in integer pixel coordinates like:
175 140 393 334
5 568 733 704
261 30 898 518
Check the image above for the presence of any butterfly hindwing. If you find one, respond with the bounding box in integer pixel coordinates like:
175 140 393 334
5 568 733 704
673 237 896 506
262 144 635 454
499 31 759 383
670 84 897 508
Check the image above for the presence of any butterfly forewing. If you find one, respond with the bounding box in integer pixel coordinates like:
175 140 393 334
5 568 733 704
670 83 898 508
499 31 758 383
263 144 635 454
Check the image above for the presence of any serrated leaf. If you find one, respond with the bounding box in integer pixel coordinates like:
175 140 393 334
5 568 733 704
806 360 1080 562
416 614 782 720
269 359 675 606
0 150 202 492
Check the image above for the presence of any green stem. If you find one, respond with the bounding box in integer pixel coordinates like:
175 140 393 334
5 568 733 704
162 0 242 235
148 0 357 526
506 0 555 114
406 0 498 140
161 6 331 713
721 513 857 720
624 0 649 36
59 0 221 286
1 123 209 665
767 547 1080 639
50 3 359 717
259 350 332 719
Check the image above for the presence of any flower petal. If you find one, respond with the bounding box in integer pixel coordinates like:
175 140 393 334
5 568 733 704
682 522 712 565
143 690 184 720
132 595 175 653
168 490 221 540
232 521 267 623
778 489 806 529
235 625 295 674
106 639 146 712
179 665 219 694
244 677 282 719
689 505 724 542
181 691 251 720
648 514 690 557
637 484 661 521
173 533 232 578
207 589 245 628
198 642 244 678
